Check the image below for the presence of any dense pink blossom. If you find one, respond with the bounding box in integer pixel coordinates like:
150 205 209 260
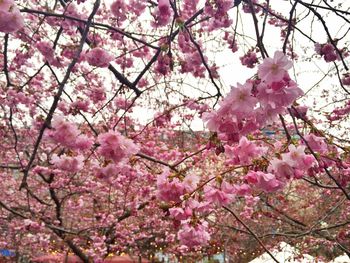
153 0 172 27
97 130 139 163
110 0 128 22
183 174 200 192
169 207 192 221
177 220 210 248
46 117 80 148
0 0 14 11
233 184 252 196
0 4 24 33
245 171 283 192
204 181 235 206
282 145 307 167
269 158 295 180
51 154 84 173
304 134 328 154
156 171 185 203
315 42 340 62
36 41 54 61
225 136 266 164
224 82 257 113
85 48 114 68
223 32 238 53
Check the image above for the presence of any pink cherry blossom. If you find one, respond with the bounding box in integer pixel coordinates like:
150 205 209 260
110 0 127 22
223 82 257 113
204 181 235 206
269 158 295 180
85 48 114 68
0 0 14 11
245 171 283 192
183 174 200 192
233 184 252 196
97 130 139 163
153 0 172 27
177 220 210 248
258 51 292 84
281 145 307 167
225 136 266 165
240 51 258 68
156 171 185 203
35 41 55 64
304 134 328 154
51 154 84 173
169 207 192 221
0 7 24 33
46 117 80 148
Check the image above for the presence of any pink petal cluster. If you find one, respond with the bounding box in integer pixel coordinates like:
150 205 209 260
203 81 258 143
51 154 84 173
177 220 210 248
152 0 172 27
0 0 24 33
85 48 114 68
204 0 233 30
304 134 328 154
245 171 283 192
240 51 258 68
155 53 172 75
329 99 350 121
233 184 252 196
177 32 207 78
97 130 139 163
223 32 238 53
182 174 200 192
225 136 266 165
35 41 54 61
268 145 315 180
110 0 128 22
35 41 63 67
258 51 292 84
342 73 350 86
96 163 119 180
204 181 235 206
242 0 261 13
204 51 303 143
169 207 192 221
156 170 185 203
315 42 340 62
46 117 93 151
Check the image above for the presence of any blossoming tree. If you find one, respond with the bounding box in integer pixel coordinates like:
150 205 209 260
1 0 350 262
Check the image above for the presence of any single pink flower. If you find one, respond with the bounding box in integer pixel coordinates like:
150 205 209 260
258 51 292 84
282 144 307 167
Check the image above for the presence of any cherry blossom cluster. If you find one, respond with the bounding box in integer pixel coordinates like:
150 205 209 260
240 50 259 68
203 51 303 143
0 0 24 33
314 42 347 63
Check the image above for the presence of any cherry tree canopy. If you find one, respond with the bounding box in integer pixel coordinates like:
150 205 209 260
0 0 350 262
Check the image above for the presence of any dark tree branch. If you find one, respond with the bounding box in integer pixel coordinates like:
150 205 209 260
3 34 11 87
223 206 280 263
